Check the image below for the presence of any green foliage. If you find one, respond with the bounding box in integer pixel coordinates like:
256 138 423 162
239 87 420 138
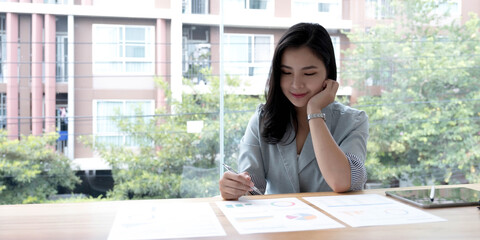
0 131 81 204
82 68 261 199
343 0 480 186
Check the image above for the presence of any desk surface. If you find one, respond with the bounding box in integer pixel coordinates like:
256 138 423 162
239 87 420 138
1 184 479 240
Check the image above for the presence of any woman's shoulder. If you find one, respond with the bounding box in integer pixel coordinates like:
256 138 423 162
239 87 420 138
245 103 265 129
327 101 368 122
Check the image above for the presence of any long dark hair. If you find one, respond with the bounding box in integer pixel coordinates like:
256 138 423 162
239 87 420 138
262 22 337 144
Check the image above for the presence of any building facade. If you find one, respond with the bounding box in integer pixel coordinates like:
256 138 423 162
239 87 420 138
0 0 478 170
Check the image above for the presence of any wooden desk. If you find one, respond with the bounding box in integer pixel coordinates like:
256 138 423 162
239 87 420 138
1 184 479 240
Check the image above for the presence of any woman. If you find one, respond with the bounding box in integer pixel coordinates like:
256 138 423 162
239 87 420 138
219 22 369 200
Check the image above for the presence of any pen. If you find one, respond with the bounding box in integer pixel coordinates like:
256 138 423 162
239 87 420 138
430 185 435 202
222 163 263 195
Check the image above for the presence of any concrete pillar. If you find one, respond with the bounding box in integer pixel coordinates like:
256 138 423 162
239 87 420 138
67 14 75 160
6 13 19 140
156 18 168 111
31 14 43 136
171 0 182 104
44 14 56 133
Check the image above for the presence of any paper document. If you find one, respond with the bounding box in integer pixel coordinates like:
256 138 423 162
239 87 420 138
304 194 446 227
107 201 226 240
216 197 344 234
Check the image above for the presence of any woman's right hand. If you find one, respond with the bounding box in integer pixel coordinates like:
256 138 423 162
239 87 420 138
219 171 255 200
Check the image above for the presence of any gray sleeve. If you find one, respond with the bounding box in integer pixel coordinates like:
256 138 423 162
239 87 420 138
237 110 267 194
334 109 369 191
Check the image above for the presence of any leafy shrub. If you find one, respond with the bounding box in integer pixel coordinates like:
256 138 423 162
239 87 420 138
0 131 81 204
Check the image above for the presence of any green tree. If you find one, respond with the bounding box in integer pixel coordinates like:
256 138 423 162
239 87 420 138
0 131 81 204
82 68 261 199
342 0 480 186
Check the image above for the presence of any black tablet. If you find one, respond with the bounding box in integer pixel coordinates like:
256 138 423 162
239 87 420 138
385 187 480 208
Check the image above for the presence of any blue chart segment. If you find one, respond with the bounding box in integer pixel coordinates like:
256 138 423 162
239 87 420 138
286 213 317 220
225 203 253 208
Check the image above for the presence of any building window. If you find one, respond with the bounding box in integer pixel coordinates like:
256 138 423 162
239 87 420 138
435 0 460 21
92 25 155 75
183 0 209 14
226 0 272 10
365 0 393 19
183 25 211 84
0 93 5 129
223 34 273 79
293 0 341 18
44 0 69 4
94 100 154 147
331 36 340 70
56 34 68 82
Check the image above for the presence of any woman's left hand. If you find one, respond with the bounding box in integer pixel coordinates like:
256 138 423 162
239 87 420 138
307 79 339 113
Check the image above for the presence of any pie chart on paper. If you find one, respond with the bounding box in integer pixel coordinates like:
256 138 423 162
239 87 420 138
286 213 317 220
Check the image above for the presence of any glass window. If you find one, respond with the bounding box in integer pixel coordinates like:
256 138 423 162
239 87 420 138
92 25 154 75
56 35 68 82
331 36 340 73
93 0 155 8
249 0 268 9
44 0 68 4
183 0 209 14
94 100 154 147
224 34 273 79
0 93 5 129
365 0 393 19
293 0 341 18
225 0 272 10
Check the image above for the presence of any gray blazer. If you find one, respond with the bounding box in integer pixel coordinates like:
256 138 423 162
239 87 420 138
238 102 369 194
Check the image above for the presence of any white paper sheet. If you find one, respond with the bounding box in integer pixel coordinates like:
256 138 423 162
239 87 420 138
304 194 446 227
216 197 344 234
107 202 226 240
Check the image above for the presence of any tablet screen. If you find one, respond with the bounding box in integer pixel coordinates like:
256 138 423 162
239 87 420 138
385 187 480 208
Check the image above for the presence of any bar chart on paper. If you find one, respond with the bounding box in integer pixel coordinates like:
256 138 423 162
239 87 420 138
216 197 344 234
303 194 446 227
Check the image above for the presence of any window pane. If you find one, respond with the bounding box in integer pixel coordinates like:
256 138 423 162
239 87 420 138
125 45 145 58
126 27 145 42
94 26 120 60
253 36 271 63
250 0 268 9
125 62 153 72
93 25 154 74
0 34 4 82
253 36 271 77
224 35 249 76
94 62 123 73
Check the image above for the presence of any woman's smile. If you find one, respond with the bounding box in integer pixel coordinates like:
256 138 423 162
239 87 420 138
291 92 308 98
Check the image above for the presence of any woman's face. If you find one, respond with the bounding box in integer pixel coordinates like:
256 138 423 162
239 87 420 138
280 46 327 110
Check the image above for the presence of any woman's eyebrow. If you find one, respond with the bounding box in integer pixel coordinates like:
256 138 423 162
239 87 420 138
280 65 318 70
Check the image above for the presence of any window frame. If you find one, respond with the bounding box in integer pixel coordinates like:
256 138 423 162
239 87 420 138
223 33 274 80
93 99 155 147
92 24 155 76
292 0 342 19
224 0 274 15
